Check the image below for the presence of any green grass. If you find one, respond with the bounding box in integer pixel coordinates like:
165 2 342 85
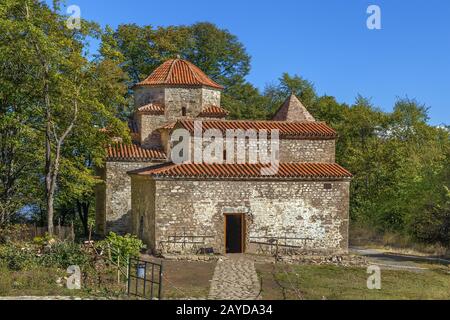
0 266 87 297
0 266 126 298
256 264 450 300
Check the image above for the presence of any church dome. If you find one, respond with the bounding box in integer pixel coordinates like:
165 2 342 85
135 58 224 90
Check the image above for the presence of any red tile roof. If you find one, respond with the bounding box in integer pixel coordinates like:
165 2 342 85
129 162 352 179
157 122 177 131
176 120 337 139
107 143 166 161
135 59 223 90
137 103 165 115
198 105 229 118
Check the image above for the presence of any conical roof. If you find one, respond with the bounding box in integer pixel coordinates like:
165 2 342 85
272 94 315 122
135 59 223 89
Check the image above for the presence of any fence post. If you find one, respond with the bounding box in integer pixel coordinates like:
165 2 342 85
57 218 61 240
158 261 163 300
126 255 130 291
117 248 120 284
71 222 75 242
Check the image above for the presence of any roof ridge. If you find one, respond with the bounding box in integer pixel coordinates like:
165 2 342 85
129 162 353 179
165 59 178 83
183 60 202 84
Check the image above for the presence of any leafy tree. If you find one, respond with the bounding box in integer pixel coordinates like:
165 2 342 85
1 0 128 234
0 0 43 225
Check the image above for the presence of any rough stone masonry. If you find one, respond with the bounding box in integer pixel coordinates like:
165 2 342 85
96 58 352 256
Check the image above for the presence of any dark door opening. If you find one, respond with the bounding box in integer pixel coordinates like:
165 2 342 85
225 214 245 253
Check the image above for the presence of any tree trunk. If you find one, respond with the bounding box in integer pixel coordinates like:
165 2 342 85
77 201 90 237
44 73 54 235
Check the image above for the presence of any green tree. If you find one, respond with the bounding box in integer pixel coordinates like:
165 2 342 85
1 0 128 233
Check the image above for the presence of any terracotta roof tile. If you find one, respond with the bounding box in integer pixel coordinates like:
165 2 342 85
107 143 166 161
136 59 223 90
198 105 229 118
176 120 337 139
137 103 165 115
129 162 352 179
157 122 177 131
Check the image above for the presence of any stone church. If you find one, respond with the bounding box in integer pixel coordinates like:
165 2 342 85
95 58 352 255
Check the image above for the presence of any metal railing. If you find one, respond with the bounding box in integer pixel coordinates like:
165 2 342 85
127 257 163 300
249 235 314 257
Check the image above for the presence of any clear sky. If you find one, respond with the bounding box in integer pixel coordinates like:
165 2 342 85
52 0 449 125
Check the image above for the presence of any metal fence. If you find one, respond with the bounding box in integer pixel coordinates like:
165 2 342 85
127 257 163 300
249 235 313 256
158 230 215 254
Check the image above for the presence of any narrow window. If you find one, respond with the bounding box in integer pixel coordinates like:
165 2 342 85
324 183 332 190
181 107 187 116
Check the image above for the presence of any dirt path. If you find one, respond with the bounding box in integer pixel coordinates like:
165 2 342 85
208 254 261 300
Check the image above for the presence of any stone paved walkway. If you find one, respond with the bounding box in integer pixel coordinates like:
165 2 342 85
208 255 261 300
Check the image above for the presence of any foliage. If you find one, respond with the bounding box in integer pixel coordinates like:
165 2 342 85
0 224 33 244
32 233 54 246
0 243 39 271
0 240 91 271
97 232 144 266
0 0 448 248
39 241 91 269
409 188 450 246
0 0 128 231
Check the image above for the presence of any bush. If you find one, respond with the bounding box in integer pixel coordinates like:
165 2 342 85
0 244 39 271
97 232 144 267
0 240 92 271
0 225 33 244
33 233 55 246
410 201 450 247
39 242 91 269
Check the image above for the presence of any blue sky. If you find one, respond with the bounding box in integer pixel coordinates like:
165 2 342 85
54 0 449 125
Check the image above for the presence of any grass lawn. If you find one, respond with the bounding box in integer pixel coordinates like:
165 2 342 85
0 267 88 297
0 260 216 299
0 266 126 298
256 264 450 300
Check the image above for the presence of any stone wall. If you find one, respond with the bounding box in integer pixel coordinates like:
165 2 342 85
135 86 221 148
169 136 336 164
280 139 335 163
96 161 156 235
134 86 164 108
202 88 221 106
137 114 166 148
131 178 350 255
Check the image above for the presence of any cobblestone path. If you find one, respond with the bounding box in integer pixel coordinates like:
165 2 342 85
208 255 261 300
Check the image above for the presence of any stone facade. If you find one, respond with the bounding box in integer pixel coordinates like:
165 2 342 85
134 86 165 108
130 178 350 254
95 161 157 235
97 58 351 257
165 136 335 164
136 114 166 148
134 86 221 148
280 139 335 163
